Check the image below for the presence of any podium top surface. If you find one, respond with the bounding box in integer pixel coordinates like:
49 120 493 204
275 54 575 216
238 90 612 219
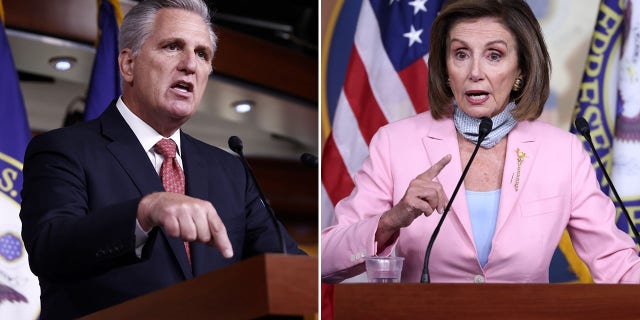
82 254 318 320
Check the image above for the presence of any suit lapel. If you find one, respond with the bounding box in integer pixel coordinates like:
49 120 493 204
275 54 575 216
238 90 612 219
164 236 193 278
181 133 209 202
100 103 164 195
180 134 207 276
180 133 228 276
100 104 193 278
421 118 541 259
495 121 539 236
157 134 215 279
421 118 476 248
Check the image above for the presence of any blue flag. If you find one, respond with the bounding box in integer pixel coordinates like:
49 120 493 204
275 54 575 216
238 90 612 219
84 0 122 121
563 0 640 283
0 5 41 318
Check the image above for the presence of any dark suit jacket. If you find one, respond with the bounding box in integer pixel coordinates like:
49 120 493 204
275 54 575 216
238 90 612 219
20 102 305 319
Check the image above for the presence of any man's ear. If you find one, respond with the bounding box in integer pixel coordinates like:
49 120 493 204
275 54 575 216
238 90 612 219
119 48 134 83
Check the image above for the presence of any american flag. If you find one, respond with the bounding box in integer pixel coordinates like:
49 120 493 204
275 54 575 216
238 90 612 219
321 1 444 318
322 0 444 229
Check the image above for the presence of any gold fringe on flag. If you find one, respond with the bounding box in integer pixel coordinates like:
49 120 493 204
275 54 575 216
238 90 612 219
0 0 5 24
558 230 593 283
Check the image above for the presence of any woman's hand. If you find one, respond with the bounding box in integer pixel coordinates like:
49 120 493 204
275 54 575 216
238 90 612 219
375 154 451 249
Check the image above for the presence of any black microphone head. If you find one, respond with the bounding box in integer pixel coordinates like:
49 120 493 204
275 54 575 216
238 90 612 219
478 117 493 140
574 117 591 137
228 136 244 154
300 153 318 168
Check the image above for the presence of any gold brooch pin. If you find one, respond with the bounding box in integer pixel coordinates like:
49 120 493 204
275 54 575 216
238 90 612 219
514 148 527 191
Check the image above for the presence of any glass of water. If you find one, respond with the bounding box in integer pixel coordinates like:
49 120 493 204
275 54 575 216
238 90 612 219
364 256 404 283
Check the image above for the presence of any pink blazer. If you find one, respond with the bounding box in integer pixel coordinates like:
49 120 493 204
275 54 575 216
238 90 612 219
321 112 640 283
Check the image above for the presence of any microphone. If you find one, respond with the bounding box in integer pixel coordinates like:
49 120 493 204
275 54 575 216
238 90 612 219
574 117 640 246
300 153 318 168
421 117 492 283
228 136 287 254
62 96 86 127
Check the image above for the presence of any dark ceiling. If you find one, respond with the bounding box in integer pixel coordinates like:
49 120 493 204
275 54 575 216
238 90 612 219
208 0 318 56
4 0 318 102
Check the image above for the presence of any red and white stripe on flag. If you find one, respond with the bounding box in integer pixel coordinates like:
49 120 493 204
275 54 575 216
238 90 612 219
322 0 443 228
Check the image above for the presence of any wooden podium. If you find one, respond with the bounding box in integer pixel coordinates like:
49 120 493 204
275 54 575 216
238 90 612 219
332 283 640 319
81 254 317 319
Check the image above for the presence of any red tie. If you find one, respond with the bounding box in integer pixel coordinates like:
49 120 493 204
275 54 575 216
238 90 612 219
154 138 191 264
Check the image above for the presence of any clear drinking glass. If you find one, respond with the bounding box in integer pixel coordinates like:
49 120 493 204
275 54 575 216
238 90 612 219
364 256 404 283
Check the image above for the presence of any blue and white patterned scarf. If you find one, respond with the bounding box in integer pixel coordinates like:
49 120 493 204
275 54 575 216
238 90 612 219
453 101 517 148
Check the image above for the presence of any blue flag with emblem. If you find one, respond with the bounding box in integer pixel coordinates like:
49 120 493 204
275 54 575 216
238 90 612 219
563 0 640 283
84 0 123 121
0 2 41 318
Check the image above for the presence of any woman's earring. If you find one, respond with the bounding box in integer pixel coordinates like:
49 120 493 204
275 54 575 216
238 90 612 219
512 77 523 92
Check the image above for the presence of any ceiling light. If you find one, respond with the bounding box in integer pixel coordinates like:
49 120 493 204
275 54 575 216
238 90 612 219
233 100 254 113
49 56 77 71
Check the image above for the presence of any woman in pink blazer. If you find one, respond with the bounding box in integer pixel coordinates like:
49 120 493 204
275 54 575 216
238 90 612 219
321 0 640 283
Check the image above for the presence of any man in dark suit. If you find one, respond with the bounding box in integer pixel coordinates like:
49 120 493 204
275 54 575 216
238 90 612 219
19 0 305 318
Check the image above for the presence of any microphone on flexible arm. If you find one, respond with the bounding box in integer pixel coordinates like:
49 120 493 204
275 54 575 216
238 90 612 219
300 153 318 168
421 117 493 283
574 117 640 247
228 136 287 254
